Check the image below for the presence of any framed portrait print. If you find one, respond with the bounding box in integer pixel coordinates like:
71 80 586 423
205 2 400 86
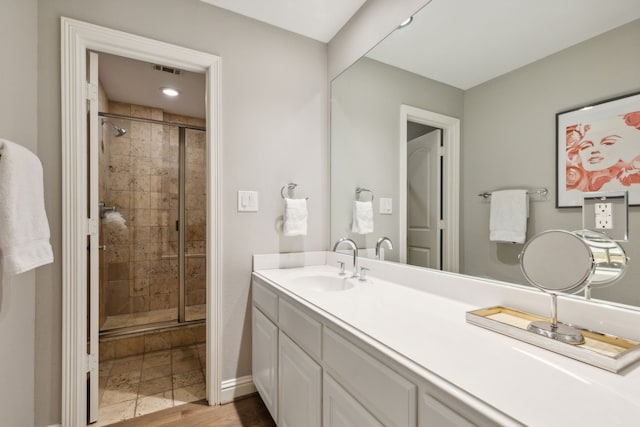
557 91 640 207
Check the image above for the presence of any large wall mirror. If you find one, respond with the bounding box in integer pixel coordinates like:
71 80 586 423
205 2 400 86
330 0 640 308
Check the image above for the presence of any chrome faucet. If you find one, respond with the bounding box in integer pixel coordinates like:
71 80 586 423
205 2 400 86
375 237 393 260
332 237 359 277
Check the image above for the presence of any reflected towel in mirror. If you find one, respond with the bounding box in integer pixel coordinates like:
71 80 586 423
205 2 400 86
283 197 308 236
352 200 374 234
489 189 528 244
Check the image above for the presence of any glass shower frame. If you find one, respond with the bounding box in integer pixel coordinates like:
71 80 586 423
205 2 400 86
98 112 206 334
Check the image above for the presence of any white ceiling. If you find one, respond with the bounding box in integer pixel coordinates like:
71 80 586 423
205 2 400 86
199 0 366 42
367 0 640 90
99 53 206 119
99 0 640 116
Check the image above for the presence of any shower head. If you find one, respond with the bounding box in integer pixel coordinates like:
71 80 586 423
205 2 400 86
102 120 127 137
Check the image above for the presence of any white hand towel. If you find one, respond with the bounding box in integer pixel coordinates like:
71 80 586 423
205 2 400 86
283 197 308 236
0 139 54 275
352 200 374 234
489 189 528 244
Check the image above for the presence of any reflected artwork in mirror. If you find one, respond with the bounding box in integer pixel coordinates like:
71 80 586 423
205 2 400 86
330 0 640 309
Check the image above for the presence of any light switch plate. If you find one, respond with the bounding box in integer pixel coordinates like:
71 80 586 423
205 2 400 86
379 197 392 214
238 190 258 212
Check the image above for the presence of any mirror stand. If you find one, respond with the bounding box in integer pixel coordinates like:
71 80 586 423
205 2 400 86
527 293 585 345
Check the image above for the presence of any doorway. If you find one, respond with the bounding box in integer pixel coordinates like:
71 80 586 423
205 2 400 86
61 17 221 427
96 106 208 423
399 105 460 272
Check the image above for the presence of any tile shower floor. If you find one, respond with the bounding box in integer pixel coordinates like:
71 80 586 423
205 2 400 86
97 343 207 426
101 304 207 330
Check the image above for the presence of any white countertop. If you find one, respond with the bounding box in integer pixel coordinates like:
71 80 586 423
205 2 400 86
253 261 640 427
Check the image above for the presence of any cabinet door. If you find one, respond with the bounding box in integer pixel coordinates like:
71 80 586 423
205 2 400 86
252 306 278 421
323 373 384 427
279 331 321 427
419 392 475 427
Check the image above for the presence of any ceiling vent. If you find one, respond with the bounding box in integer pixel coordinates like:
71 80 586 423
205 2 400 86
153 64 183 75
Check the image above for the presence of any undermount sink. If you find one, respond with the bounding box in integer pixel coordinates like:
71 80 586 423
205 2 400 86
292 275 355 292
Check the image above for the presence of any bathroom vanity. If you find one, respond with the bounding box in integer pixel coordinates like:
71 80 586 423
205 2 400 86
252 251 640 426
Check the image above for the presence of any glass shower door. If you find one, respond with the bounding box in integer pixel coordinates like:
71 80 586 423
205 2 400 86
185 128 207 322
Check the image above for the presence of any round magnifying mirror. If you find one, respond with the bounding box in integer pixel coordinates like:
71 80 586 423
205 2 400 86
520 230 596 345
520 230 595 295
572 229 628 288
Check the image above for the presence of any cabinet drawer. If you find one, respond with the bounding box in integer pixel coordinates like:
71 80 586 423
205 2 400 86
419 392 475 427
323 328 416 427
324 373 383 427
253 279 278 321
279 298 322 359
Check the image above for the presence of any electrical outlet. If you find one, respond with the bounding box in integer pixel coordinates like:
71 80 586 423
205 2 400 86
595 202 613 230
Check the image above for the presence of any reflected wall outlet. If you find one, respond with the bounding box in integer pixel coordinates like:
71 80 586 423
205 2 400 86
583 192 628 241
594 203 613 230
238 190 258 212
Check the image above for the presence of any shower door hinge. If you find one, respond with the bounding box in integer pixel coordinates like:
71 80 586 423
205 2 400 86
84 81 98 101
85 353 98 375
86 218 99 236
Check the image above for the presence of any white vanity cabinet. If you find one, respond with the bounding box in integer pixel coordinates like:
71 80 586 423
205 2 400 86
252 275 505 427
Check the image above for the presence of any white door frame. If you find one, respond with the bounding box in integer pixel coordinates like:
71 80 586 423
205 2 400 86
399 105 459 272
61 17 222 426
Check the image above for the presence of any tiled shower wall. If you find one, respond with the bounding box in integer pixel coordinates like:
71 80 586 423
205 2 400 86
99 101 206 329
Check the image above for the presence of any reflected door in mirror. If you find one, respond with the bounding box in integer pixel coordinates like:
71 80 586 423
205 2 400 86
407 129 441 268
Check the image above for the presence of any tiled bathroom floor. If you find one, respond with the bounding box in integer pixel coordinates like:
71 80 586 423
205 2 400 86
96 343 206 426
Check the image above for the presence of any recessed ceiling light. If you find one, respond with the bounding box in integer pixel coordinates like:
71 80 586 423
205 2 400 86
398 16 413 29
161 87 180 97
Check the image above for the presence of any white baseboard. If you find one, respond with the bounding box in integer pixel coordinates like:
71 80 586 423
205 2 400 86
220 375 256 403
46 424 62 427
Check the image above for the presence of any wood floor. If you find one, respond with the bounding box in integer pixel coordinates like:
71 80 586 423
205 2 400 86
106 394 276 427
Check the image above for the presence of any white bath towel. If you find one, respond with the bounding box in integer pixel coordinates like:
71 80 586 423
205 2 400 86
352 200 374 234
489 189 528 244
0 139 54 275
283 197 308 236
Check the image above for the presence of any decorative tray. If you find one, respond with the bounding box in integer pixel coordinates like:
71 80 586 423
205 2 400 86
466 306 640 373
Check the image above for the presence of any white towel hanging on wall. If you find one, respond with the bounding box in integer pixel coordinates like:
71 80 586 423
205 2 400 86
0 139 54 275
283 197 308 236
489 189 528 244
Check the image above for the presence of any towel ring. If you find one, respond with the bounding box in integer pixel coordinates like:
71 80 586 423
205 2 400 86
281 183 309 200
356 187 374 201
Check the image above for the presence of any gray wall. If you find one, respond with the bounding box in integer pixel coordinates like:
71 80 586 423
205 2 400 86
331 57 463 257
36 1 328 425
0 0 38 426
462 19 640 305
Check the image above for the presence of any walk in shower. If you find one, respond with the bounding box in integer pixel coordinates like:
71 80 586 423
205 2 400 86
98 111 207 336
